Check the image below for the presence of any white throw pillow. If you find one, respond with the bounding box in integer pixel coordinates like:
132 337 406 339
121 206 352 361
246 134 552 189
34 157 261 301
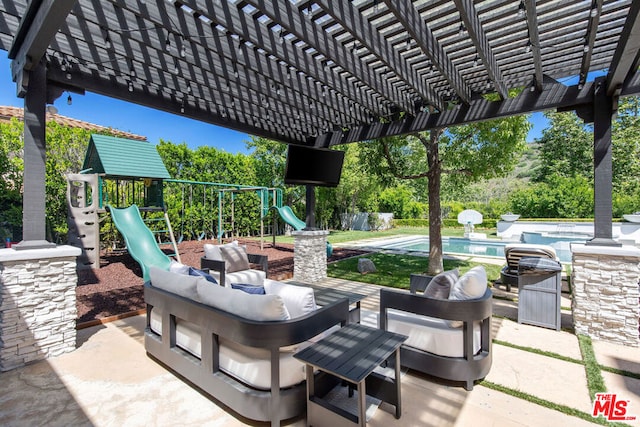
149 266 201 301
203 240 239 261
197 280 290 321
264 280 317 318
449 266 487 301
169 261 190 275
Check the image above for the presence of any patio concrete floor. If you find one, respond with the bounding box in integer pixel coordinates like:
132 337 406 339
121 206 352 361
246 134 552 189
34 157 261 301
1 277 639 426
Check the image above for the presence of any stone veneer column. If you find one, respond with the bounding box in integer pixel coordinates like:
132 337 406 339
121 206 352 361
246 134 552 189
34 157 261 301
0 246 81 371
572 244 640 347
293 230 328 283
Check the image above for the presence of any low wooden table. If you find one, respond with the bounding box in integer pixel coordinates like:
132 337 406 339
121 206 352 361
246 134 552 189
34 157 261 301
294 323 407 427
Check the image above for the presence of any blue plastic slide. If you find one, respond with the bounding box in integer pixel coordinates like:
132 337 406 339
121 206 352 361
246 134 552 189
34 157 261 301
108 204 172 281
271 205 306 231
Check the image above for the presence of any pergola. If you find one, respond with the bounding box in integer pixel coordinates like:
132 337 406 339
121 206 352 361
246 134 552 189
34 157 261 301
1 0 639 248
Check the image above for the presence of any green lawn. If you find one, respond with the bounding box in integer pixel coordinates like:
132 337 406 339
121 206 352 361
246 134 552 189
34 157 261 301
327 252 503 289
251 226 504 289
252 226 498 245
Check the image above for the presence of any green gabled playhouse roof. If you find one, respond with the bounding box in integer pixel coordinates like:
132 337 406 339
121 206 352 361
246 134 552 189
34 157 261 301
82 134 170 179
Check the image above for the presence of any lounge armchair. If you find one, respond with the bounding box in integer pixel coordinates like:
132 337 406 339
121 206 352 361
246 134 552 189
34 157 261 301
200 241 268 287
500 243 558 291
379 267 492 391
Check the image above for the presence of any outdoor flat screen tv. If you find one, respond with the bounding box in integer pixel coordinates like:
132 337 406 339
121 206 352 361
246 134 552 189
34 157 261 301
284 145 345 187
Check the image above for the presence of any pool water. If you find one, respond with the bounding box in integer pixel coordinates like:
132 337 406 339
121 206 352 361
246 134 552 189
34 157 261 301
382 237 576 263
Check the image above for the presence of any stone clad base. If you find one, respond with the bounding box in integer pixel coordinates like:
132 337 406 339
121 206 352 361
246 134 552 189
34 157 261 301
293 230 328 283
0 246 81 371
571 244 640 347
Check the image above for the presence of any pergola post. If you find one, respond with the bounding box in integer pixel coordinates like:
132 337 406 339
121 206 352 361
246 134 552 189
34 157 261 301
14 60 55 250
587 77 620 246
305 184 316 230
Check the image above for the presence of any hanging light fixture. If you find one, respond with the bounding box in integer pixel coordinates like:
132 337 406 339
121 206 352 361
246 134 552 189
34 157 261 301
67 94 72 105
525 41 532 53
518 1 525 17
165 32 172 52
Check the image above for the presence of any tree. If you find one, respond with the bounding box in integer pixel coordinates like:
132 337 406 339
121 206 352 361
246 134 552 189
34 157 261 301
612 97 640 196
0 118 24 241
532 111 593 182
361 115 530 274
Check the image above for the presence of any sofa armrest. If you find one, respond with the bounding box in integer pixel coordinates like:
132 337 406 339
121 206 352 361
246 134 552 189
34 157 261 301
409 273 433 294
379 287 492 329
201 256 226 286
248 253 269 276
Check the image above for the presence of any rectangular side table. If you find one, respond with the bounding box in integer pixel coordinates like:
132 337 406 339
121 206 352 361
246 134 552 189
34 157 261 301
294 323 407 427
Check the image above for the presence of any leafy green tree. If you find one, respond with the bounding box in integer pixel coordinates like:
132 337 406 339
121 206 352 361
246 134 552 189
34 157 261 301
612 97 640 196
378 185 415 219
0 118 24 240
360 115 530 274
533 111 593 182
509 175 593 218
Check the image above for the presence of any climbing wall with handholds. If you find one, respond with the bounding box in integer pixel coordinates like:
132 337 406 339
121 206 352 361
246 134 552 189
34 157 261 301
66 173 100 269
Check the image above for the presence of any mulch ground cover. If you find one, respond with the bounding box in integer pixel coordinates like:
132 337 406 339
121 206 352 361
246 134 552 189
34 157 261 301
76 238 369 326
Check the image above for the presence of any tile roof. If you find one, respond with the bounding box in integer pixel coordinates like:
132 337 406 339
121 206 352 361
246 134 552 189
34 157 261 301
0 106 147 141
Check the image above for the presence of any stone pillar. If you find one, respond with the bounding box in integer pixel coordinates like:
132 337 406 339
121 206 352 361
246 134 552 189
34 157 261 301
572 244 640 347
293 230 328 283
0 246 81 371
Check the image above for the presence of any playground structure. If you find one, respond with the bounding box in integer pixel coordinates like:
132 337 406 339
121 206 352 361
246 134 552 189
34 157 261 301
67 134 307 272
67 134 174 269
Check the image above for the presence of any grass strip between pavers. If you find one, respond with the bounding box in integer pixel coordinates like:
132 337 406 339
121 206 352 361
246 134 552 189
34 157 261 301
600 366 640 381
579 334 608 401
480 381 634 427
493 339 584 365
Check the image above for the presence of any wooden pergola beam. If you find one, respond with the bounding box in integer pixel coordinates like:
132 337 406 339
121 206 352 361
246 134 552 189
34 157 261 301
454 0 508 99
383 0 472 104
524 0 543 92
8 0 76 96
314 0 443 111
314 71 640 146
243 0 415 114
579 0 603 87
606 0 640 96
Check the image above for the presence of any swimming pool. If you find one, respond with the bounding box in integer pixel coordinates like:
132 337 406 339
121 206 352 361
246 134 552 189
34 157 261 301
381 236 578 263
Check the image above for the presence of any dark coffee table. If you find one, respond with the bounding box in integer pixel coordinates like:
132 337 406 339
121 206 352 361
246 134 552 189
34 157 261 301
293 323 407 426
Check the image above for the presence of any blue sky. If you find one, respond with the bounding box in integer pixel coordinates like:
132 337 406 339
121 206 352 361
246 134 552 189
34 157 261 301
0 52 548 153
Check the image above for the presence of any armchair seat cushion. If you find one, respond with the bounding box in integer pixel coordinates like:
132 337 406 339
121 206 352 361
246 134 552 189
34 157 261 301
385 309 481 358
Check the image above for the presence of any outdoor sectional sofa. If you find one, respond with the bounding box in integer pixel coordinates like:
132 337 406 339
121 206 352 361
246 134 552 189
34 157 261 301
379 267 492 391
144 267 349 426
